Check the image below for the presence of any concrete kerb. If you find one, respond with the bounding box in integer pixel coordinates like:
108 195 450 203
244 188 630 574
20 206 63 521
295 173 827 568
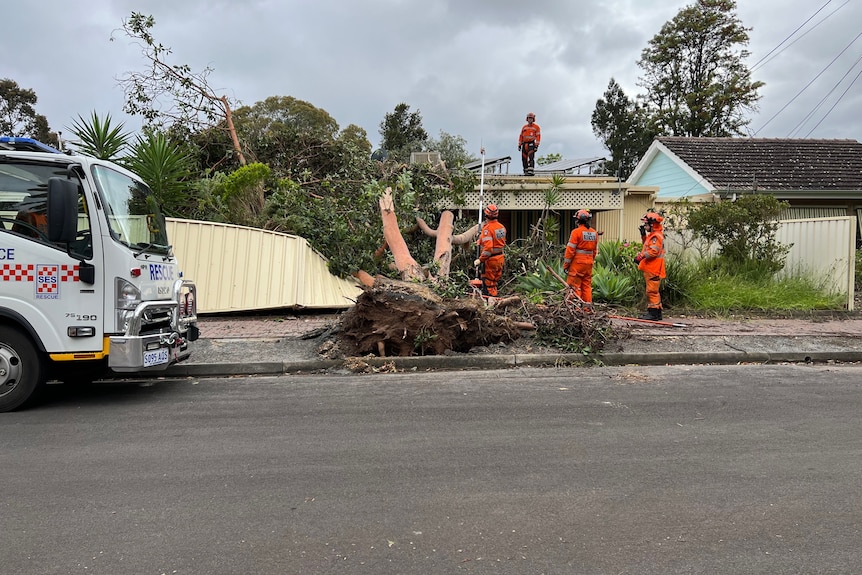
163 349 862 378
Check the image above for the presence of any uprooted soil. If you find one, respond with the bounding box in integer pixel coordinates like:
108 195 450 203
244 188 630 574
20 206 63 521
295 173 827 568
334 278 627 358
336 279 524 357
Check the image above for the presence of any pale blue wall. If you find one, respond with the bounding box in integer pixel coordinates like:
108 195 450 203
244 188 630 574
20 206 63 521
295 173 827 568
634 152 710 198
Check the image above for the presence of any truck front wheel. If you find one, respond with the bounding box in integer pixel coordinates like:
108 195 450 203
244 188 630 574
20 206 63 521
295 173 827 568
0 326 46 412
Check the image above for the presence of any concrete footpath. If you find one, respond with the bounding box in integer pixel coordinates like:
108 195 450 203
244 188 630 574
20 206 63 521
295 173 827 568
162 311 862 378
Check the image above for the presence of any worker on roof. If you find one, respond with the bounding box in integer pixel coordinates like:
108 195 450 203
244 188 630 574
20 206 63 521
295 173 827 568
518 112 541 176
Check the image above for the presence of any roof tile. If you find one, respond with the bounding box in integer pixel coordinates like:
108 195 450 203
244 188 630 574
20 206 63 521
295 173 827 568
658 137 862 191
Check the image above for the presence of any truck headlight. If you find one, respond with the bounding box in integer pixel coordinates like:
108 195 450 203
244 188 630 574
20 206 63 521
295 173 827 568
115 277 141 331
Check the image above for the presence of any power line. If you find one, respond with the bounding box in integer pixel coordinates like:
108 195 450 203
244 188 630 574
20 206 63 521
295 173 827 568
750 0 839 73
803 62 862 137
753 29 862 135
787 52 862 137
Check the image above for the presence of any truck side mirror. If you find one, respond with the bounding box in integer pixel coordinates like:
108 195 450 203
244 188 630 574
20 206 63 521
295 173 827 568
47 177 78 244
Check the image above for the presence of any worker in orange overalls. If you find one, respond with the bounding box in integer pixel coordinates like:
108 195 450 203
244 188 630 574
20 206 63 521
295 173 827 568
634 211 666 320
473 203 506 297
563 209 598 306
518 112 541 175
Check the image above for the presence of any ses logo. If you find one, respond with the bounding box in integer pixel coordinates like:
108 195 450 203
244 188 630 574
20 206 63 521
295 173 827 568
36 264 60 300
148 263 175 282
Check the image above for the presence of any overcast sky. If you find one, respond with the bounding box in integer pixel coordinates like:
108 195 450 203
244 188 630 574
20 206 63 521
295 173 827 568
3 0 860 162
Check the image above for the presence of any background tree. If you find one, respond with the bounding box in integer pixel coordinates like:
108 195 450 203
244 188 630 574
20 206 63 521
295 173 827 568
591 78 655 179
113 12 246 165
379 103 428 163
637 0 763 137
0 78 51 141
425 130 475 168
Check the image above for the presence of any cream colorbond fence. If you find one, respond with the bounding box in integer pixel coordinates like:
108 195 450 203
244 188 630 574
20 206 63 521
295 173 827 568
665 216 856 310
166 219 362 314
776 216 856 310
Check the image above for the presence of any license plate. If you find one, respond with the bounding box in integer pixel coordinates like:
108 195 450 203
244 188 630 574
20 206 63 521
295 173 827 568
143 348 170 367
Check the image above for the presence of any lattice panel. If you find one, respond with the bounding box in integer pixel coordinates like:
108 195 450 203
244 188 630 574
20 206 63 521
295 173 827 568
458 189 624 210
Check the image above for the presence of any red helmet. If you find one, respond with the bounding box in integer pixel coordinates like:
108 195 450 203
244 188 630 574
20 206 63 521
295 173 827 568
526 112 536 121
575 209 591 223
483 203 499 218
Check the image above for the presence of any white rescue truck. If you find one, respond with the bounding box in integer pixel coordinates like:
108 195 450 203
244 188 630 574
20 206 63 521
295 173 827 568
0 137 199 411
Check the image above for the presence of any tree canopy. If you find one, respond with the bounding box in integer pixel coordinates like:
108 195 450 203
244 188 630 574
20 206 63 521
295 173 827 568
591 79 655 179
0 78 51 142
637 0 763 137
379 103 428 162
592 0 764 177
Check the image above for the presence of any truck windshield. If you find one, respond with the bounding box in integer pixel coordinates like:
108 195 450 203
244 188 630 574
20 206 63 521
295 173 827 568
92 164 170 255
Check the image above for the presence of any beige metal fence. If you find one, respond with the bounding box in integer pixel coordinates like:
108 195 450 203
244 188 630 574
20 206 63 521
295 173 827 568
665 216 856 310
776 216 856 310
167 219 362 314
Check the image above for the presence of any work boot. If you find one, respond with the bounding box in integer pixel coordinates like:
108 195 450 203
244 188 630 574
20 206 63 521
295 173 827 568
640 308 662 321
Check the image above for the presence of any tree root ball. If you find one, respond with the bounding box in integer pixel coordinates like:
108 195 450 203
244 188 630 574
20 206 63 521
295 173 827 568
337 279 523 357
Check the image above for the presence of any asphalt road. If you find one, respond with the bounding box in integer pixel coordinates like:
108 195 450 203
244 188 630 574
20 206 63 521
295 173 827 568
3 365 861 575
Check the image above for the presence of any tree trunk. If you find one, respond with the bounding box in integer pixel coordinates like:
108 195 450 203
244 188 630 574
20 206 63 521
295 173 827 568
379 187 426 281
221 96 247 166
416 212 479 278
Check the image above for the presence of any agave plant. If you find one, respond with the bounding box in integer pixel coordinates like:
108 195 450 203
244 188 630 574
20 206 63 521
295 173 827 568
512 258 567 302
592 264 638 305
123 132 192 217
67 111 131 160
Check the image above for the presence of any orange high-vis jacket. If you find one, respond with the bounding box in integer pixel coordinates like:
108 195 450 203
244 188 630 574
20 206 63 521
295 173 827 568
477 219 506 261
563 225 598 268
637 224 666 278
519 123 541 146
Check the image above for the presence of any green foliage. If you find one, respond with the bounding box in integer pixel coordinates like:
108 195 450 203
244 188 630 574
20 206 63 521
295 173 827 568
379 102 428 162
592 265 637 305
186 172 231 222
595 239 640 271
429 271 474 299
511 259 567 297
122 132 192 217
426 130 476 168
590 78 655 179
682 263 844 312
686 194 791 272
413 326 439 356
637 0 763 137
856 248 862 287
217 162 270 225
0 78 51 141
592 240 642 305
68 111 131 160
660 255 701 308
537 153 562 166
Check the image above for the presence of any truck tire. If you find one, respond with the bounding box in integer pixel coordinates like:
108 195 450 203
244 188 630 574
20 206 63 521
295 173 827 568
0 326 46 412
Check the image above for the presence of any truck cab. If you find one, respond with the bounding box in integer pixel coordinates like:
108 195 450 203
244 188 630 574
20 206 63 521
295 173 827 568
0 138 198 411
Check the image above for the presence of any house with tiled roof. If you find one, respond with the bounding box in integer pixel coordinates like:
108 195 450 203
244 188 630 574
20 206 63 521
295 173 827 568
628 137 862 241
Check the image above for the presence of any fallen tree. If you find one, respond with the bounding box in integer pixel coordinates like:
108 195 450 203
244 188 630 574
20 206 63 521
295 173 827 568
337 278 524 357
376 186 477 281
